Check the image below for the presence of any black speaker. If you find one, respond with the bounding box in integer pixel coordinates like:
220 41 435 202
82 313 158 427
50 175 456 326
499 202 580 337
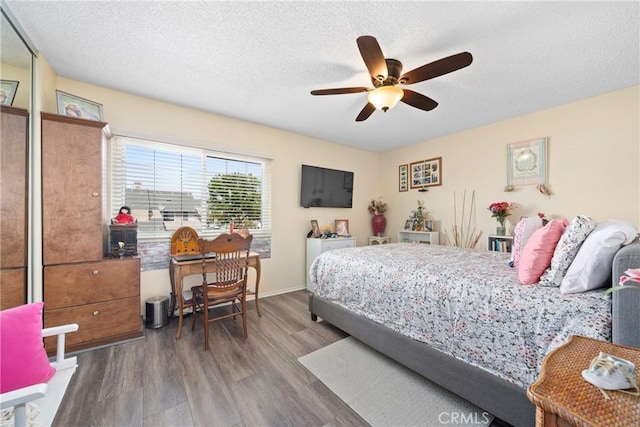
306 229 313 238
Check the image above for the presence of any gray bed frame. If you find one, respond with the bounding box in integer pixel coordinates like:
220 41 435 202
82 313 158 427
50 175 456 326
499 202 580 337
308 239 640 427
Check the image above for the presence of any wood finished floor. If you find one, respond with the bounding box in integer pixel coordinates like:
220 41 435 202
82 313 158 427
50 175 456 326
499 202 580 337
54 290 511 427
54 290 368 427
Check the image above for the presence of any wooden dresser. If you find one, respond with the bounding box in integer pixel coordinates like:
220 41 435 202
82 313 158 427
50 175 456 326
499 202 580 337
41 113 143 353
0 106 29 309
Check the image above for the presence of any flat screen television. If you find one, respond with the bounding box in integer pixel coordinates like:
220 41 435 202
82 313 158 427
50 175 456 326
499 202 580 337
300 164 354 208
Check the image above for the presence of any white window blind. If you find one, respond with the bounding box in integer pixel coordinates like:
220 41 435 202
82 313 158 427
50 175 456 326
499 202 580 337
110 136 272 239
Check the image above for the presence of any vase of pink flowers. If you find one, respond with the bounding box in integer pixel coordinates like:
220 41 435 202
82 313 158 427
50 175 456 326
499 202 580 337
488 202 514 236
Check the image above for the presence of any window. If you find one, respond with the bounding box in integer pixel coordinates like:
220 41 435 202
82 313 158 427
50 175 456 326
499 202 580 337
110 136 271 240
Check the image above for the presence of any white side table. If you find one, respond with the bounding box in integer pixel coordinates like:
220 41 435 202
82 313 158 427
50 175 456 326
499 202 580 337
397 230 439 245
368 236 391 245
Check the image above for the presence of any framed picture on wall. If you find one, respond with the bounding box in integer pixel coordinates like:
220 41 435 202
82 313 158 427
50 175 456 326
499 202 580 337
410 157 442 189
335 219 349 236
507 137 547 186
398 164 408 192
0 80 19 105
56 90 104 121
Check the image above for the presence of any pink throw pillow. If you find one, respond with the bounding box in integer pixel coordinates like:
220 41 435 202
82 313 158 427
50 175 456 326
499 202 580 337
518 219 569 285
0 302 56 393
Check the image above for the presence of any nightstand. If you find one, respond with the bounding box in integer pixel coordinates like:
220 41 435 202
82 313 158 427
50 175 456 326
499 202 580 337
368 236 391 245
306 237 356 291
527 335 640 426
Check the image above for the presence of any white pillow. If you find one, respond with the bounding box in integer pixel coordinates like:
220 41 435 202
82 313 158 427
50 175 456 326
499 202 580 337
509 216 543 267
560 220 638 294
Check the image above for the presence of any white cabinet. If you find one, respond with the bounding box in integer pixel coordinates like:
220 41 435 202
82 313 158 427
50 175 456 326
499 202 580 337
306 237 356 291
397 230 439 245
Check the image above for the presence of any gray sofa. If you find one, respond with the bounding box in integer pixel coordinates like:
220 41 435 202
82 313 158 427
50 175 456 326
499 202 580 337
308 239 640 427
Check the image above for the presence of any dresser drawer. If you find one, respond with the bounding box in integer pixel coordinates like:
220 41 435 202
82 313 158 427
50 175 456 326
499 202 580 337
0 267 26 310
44 297 141 351
44 258 140 309
320 238 355 252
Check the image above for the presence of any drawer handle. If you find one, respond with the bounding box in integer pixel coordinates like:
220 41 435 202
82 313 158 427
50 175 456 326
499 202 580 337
92 192 99 197
92 310 100 316
92 270 100 276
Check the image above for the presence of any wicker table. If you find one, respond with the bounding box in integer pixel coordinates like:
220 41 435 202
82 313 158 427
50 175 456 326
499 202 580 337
527 335 640 426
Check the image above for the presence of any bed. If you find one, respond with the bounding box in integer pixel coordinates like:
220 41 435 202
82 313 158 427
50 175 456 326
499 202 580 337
308 238 640 427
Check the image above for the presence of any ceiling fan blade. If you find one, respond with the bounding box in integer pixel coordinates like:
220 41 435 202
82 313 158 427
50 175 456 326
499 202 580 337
401 89 438 111
311 87 370 96
399 52 473 85
357 35 388 81
355 103 376 122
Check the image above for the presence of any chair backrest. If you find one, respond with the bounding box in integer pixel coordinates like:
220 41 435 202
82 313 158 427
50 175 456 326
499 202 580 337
197 233 253 290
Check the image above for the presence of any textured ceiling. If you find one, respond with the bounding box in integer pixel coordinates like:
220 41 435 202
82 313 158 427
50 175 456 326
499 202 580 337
5 1 639 152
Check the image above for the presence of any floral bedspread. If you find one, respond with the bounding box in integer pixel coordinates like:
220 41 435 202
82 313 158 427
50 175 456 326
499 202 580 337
309 243 611 388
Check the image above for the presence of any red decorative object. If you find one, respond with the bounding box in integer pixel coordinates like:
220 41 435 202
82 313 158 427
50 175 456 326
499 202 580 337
114 206 135 224
372 214 387 237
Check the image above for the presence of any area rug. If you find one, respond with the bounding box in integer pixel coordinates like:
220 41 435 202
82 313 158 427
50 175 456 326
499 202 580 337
299 337 493 426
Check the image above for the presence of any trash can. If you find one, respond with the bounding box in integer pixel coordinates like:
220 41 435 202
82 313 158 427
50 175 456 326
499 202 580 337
145 296 169 329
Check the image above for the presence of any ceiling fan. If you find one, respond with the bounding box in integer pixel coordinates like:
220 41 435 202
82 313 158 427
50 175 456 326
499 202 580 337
311 35 473 122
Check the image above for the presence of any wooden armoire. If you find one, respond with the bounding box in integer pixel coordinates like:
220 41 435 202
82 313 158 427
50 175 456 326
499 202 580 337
0 105 29 309
41 113 143 353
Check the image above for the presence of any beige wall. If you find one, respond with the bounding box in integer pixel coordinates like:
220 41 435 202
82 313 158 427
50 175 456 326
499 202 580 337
41 76 381 310
32 57 639 311
381 86 639 248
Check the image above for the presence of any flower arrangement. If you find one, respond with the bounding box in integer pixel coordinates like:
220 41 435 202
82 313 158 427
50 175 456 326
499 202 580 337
487 202 514 226
368 197 388 216
604 269 640 295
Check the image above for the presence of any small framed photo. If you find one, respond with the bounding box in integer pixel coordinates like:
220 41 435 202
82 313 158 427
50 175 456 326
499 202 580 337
310 220 321 238
334 219 349 236
425 220 433 232
398 164 408 192
56 90 104 121
0 80 19 105
410 157 442 189
404 220 413 230
507 137 547 186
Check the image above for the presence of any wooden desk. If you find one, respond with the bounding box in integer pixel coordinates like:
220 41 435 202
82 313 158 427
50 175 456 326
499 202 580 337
527 335 640 427
169 252 261 339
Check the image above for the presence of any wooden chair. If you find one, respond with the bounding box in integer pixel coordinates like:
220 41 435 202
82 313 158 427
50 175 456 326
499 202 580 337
191 233 253 350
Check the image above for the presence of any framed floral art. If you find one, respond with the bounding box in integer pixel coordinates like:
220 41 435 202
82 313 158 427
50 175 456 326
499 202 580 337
507 137 547 186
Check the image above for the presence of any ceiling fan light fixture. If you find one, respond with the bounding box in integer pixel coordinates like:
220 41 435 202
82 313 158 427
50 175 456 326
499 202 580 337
368 85 404 112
